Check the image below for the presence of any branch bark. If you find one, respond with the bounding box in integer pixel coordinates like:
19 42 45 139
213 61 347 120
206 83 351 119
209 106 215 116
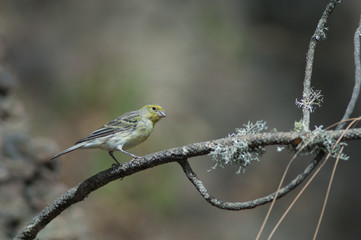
178 151 323 210
14 127 361 240
302 0 341 131
337 16 361 130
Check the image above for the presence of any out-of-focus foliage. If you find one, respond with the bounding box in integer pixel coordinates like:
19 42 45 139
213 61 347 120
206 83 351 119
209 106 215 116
1 1 361 239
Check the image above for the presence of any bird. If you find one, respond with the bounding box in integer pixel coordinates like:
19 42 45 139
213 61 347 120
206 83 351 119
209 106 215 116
51 104 166 165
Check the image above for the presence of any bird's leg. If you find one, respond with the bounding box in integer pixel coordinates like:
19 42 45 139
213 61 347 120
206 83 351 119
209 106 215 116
120 149 138 158
115 145 139 162
108 151 120 166
118 149 139 162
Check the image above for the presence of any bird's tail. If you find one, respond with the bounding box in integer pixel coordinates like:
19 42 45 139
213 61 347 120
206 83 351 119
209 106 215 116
51 143 84 160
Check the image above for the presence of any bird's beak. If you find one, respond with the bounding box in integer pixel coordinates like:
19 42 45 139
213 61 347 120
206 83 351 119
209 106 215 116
159 111 166 118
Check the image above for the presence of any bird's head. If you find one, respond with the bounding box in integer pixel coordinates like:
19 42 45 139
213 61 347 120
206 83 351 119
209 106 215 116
141 104 166 124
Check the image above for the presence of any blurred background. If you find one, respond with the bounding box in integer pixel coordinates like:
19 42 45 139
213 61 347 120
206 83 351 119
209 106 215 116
1 0 361 239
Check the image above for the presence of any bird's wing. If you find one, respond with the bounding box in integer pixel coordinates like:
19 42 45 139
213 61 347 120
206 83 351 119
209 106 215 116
75 110 140 144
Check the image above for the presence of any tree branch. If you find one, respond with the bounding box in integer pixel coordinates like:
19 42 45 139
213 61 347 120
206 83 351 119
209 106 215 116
302 0 341 131
177 152 323 210
14 127 361 239
337 16 361 130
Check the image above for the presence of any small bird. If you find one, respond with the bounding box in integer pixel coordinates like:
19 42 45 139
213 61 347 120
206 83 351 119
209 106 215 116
51 104 166 165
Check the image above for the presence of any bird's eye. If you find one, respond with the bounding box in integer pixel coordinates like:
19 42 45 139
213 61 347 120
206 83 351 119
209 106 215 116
152 106 157 111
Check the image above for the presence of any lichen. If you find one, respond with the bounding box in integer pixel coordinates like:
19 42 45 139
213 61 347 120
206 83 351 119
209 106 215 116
297 125 349 160
209 121 268 174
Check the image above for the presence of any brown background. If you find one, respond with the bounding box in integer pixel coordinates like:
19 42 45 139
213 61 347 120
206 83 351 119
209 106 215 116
1 1 361 239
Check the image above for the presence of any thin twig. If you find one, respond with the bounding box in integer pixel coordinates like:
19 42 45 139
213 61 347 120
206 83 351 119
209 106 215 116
267 119 359 239
337 16 361 130
257 119 360 239
267 152 328 239
325 117 361 130
256 133 326 240
258 117 360 239
312 146 343 240
313 118 360 239
302 0 341 131
177 157 321 210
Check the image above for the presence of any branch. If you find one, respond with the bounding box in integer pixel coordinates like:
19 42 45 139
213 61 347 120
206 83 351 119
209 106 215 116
177 152 323 210
302 0 341 131
337 16 361 130
14 127 361 239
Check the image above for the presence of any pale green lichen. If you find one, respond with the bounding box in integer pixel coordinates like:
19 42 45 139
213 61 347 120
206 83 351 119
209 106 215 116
209 121 268 174
209 121 348 175
293 119 303 132
295 88 324 113
297 125 349 160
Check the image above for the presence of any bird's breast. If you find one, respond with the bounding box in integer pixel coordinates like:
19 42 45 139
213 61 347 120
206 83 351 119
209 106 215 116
122 122 153 150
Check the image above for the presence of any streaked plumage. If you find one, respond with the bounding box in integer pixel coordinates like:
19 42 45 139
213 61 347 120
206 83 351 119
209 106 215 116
51 104 166 164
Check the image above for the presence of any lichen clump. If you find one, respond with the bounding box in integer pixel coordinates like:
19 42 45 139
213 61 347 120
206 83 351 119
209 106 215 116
209 121 268 174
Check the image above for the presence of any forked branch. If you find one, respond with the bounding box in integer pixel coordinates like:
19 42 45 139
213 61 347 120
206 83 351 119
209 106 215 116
14 128 361 240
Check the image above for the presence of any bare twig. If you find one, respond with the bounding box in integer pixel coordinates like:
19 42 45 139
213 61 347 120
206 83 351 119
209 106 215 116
267 152 329 239
337 16 361 130
302 0 341 131
267 119 358 239
256 139 324 239
313 118 359 239
14 128 361 240
178 154 322 211
312 146 343 240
